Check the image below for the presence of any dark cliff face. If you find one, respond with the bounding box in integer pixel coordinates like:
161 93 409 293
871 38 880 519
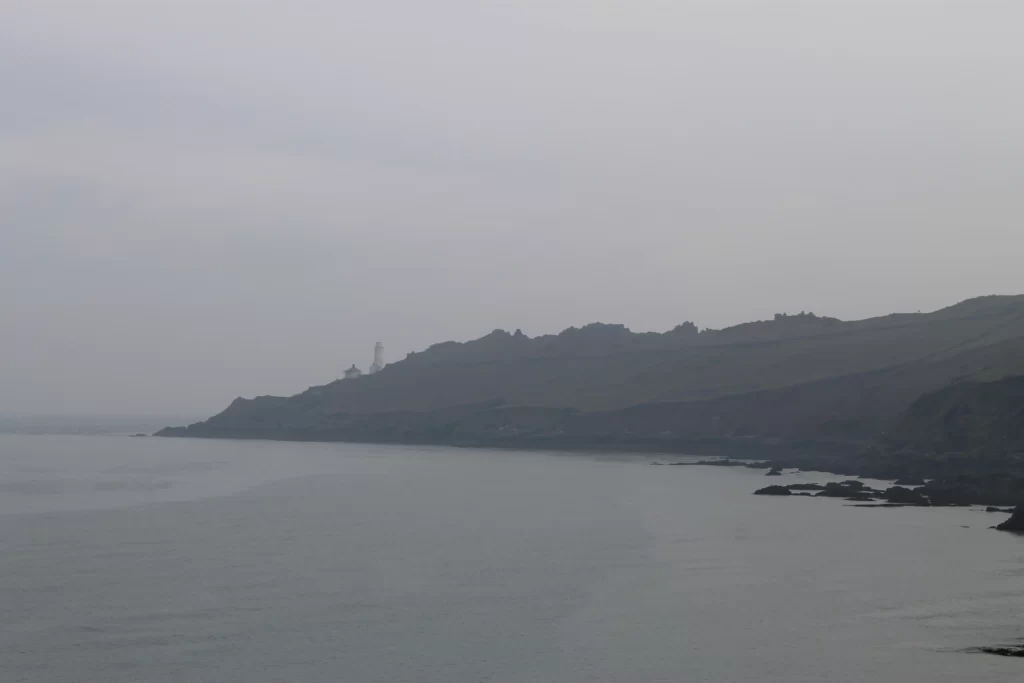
885 376 1024 454
996 507 1024 531
161 296 1024 454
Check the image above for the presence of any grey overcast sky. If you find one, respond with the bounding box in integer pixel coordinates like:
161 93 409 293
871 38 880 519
2 1 1023 415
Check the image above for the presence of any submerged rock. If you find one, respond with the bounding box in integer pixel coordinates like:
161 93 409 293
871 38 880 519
977 644 1024 657
816 481 882 498
766 467 783 476
673 459 772 468
850 502 906 508
844 493 877 502
754 485 792 496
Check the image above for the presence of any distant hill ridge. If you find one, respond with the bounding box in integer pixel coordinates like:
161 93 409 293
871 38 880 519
403 311 842 364
160 295 1024 453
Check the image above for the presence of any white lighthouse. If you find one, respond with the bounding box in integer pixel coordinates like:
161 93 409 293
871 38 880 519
369 341 385 374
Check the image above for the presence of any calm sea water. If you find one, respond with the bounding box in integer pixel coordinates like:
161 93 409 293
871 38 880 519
1 432 1023 682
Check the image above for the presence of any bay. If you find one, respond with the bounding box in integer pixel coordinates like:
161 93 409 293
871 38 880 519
1 433 1022 682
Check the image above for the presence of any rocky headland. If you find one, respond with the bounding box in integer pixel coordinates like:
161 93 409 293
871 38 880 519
159 295 1024 516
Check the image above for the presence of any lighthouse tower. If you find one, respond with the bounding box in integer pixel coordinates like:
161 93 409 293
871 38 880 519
369 341 385 374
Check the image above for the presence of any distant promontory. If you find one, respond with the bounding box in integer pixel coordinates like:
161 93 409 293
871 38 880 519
158 295 1024 475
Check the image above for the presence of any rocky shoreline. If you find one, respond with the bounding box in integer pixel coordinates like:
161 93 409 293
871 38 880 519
658 455 1024 657
975 643 1024 658
653 456 1024 533
710 451 1024 505
752 478 1024 515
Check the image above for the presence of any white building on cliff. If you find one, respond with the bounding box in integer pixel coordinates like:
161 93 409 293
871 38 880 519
369 341 385 374
343 342 385 379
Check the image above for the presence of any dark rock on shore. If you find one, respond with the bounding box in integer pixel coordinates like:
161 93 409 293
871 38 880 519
881 486 929 505
756 477 1024 509
995 507 1024 531
815 481 883 499
668 459 772 468
754 485 792 496
750 481 880 499
977 644 1024 657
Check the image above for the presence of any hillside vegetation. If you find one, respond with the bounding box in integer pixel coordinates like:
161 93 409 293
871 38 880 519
161 295 1024 453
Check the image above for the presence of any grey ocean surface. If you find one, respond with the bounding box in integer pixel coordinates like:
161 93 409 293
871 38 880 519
2 432 1024 682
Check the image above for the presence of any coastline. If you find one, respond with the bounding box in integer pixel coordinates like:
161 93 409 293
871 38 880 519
156 428 1024 512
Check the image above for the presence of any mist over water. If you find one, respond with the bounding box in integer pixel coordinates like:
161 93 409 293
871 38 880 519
7 2 1024 417
0 414 202 437
2 434 1023 682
